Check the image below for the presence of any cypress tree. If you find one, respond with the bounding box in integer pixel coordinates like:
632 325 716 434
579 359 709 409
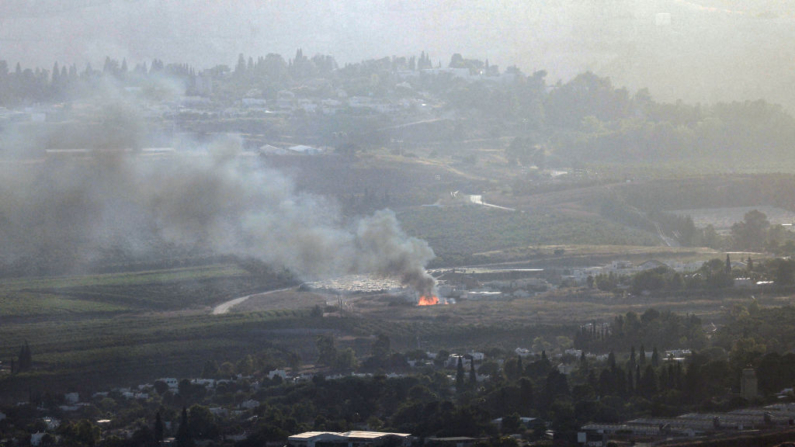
154 412 164 444
635 364 641 390
652 347 660 368
666 364 675 389
455 356 465 390
469 356 477 385
18 341 32 372
519 377 534 413
588 369 598 390
675 361 684 390
51 62 60 85
176 407 193 447
235 54 246 75
640 365 657 397
615 367 627 397
627 367 635 394
17 346 25 372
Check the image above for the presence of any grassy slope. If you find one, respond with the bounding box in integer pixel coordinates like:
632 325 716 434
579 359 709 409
397 206 660 265
0 264 300 399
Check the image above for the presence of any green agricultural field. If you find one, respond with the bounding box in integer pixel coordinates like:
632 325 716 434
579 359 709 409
0 263 302 400
0 291 129 317
397 206 660 265
0 264 248 292
0 264 295 317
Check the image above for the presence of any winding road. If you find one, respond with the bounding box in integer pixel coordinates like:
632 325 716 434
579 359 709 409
212 287 294 315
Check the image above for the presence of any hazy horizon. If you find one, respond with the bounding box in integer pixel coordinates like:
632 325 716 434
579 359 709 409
2 0 795 108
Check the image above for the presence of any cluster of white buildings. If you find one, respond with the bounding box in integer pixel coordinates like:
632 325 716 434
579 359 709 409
569 259 710 283
170 84 437 120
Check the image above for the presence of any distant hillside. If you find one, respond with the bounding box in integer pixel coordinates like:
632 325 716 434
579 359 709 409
2 0 794 110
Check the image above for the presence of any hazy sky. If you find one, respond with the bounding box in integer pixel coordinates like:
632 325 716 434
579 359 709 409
2 0 795 108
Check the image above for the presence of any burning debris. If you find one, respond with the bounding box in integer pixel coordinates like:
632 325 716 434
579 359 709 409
301 273 445 307
417 295 440 306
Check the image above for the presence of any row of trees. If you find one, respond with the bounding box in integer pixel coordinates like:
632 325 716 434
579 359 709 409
658 209 795 253
0 56 201 105
590 253 795 297
573 309 706 353
6 49 795 168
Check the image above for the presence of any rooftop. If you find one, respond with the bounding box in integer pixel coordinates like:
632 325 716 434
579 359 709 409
289 431 412 441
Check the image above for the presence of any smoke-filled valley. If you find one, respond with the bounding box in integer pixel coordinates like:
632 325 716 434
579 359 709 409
6 4 795 445
0 132 436 296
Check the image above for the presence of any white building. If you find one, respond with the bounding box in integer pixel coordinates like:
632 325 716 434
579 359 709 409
191 378 215 388
468 352 485 362
288 431 412 447
42 417 59 430
564 349 583 358
515 348 533 357
288 145 323 155
158 378 179 389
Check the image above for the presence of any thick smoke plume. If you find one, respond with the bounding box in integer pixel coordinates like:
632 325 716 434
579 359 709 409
0 96 436 295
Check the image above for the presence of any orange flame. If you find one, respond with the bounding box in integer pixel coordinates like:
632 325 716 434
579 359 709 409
418 295 440 306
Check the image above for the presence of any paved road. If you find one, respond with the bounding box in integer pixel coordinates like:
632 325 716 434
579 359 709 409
212 287 294 315
469 194 517 211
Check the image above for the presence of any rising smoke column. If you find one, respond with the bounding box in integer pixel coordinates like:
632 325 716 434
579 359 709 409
353 210 436 296
141 139 436 289
0 127 436 293
0 74 437 292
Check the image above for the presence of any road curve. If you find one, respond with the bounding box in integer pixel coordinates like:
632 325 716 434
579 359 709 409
212 287 294 315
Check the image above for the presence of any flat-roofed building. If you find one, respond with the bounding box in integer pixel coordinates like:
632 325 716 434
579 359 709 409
288 431 412 447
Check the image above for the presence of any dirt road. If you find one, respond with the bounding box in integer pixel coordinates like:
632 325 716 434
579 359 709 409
212 287 295 315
